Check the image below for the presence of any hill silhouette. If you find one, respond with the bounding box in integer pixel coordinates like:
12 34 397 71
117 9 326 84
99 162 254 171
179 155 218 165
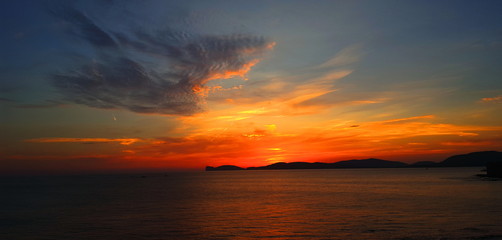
410 161 438 167
209 158 408 171
247 162 329 170
439 151 502 167
205 151 501 171
206 165 244 171
332 158 407 168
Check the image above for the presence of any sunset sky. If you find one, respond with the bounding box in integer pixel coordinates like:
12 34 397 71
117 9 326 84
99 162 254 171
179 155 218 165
1 0 501 174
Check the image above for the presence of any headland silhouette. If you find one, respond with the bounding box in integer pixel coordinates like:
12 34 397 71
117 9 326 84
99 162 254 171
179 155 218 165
206 151 502 176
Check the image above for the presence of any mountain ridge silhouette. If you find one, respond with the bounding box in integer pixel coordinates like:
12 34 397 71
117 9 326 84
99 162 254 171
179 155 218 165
206 151 502 171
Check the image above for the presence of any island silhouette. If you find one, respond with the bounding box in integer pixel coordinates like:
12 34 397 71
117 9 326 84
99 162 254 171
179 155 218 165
206 151 502 176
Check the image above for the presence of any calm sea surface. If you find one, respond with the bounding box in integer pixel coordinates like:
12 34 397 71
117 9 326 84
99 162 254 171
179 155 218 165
1 167 501 240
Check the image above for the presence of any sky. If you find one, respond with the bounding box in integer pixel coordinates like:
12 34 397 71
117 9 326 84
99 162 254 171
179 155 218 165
1 0 501 174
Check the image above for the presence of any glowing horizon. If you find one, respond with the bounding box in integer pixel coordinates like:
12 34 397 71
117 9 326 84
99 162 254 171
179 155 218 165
1 0 501 174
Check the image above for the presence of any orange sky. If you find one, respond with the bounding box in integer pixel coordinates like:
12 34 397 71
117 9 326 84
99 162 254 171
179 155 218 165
1 1 501 174
2 43 501 174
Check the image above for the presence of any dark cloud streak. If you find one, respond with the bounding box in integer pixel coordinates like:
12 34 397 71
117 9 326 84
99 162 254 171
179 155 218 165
49 6 118 48
50 6 273 115
0 97 14 102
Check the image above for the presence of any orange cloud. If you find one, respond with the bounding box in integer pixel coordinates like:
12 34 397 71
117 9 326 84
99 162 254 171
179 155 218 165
204 45 360 116
333 116 500 139
25 138 141 145
441 141 495 146
155 114 500 165
9 38 501 173
378 115 435 124
9 113 502 173
480 95 502 103
194 60 261 96
193 42 276 97
206 59 260 82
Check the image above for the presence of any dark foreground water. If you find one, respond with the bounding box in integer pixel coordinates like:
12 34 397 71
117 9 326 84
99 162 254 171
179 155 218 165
1 168 501 240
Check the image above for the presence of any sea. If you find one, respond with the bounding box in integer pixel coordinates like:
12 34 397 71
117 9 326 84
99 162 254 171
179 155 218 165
1 167 501 240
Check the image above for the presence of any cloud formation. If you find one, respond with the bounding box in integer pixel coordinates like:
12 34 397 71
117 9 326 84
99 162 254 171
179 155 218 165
51 6 273 115
480 95 502 103
26 137 141 145
203 49 361 117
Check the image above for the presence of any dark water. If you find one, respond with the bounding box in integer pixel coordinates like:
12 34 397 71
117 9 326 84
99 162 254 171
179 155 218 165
1 168 501 240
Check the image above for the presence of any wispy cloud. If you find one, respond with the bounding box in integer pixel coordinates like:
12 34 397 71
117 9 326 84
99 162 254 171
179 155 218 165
15 100 66 109
206 45 364 116
378 115 435 124
50 5 274 115
122 118 502 165
441 141 494 146
14 113 502 169
317 44 363 69
26 138 141 145
480 95 502 103
49 6 118 48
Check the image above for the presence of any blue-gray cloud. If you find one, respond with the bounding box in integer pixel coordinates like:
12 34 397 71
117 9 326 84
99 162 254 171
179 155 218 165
51 5 272 115
49 6 118 48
